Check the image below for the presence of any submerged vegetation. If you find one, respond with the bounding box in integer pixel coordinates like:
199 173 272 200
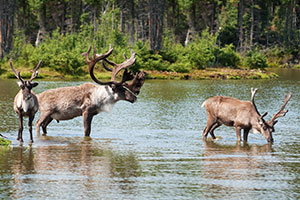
0 137 11 147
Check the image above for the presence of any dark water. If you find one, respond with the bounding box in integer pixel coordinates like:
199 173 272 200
0 69 299 199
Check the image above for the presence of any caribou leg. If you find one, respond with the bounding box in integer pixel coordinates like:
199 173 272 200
243 128 250 142
41 116 53 135
36 112 52 136
83 110 94 137
17 113 24 142
202 116 216 139
28 114 34 143
209 122 221 139
235 127 242 142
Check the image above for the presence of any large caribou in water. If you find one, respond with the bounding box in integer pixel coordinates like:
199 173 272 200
36 45 145 137
10 60 42 143
202 88 292 143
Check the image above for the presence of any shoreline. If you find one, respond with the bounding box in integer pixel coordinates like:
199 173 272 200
0 67 279 81
145 68 278 80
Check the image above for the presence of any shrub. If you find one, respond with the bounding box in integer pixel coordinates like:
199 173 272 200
167 62 191 73
186 29 217 69
133 41 168 71
215 44 241 68
245 50 268 69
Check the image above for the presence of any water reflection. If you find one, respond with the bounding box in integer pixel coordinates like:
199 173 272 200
201 140 275 198
268 68 300 81
0 137 140 199
204 139 273 155
0 71 300 199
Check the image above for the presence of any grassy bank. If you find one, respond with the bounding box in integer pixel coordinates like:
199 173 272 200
0 64 278 81
145 68 278 80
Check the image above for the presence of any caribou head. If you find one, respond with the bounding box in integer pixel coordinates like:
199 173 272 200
82 45 145 103
10 60 42 104
250 88 292 142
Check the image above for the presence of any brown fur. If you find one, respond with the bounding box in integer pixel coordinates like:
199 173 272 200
202 96 273 142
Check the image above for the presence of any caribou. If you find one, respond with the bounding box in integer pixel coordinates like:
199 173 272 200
202 88 292 143
10 60 42 143
36 45 145 137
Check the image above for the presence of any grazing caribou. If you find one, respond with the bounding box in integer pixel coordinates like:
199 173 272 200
36 45 145 137
202 88 292 143
10 60 42 143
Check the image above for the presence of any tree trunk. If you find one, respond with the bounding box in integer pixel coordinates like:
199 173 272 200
290 0 296 42
148 0 165 51
250 0 254 47
70 0 82 33
129 0 135 44
35 3 47 47
0 0 16 58
237 0 244 52
120 5 124 32
284 4 290 46
185 1 196 46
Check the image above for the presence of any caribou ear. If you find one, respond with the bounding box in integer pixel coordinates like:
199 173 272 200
273 120 278 126
111 83 117 91
17 81 23 87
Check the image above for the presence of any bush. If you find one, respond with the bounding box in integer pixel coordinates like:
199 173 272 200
186 29 217 69
215 44 241 68
167 62 191 73
133 41 168 71
245 50 268 69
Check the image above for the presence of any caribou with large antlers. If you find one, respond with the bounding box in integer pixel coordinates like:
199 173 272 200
202 88 292 143
10 60 42 143
36 45 145 137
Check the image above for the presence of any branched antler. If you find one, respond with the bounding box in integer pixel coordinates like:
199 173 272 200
103 49 136 84
251 88 268 118
29 60 43 81
270 92 292 123
82 44 113 85
10 59 42 83
10 59 24 83
83 44 136 86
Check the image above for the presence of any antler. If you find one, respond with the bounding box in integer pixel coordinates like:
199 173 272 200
251 88 260 115
10 59 24 83
121 69 135 83
82 44 114 85
251 88 267 118
10 59 43 83
29 60 43 81
270 92 292 123
102 49 136 84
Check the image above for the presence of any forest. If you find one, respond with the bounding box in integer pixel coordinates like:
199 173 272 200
0 0 299 79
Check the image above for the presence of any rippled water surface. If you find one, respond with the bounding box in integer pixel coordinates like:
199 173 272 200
0 70 299 199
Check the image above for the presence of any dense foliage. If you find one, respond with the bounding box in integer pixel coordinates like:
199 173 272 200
0 0 299 76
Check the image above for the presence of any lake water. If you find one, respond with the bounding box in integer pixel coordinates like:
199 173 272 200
0 69 299 199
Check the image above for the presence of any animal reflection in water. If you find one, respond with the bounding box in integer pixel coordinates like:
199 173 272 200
202 140 273 189
7 137 140 198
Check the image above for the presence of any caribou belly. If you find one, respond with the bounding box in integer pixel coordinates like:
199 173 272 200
51 108 82 120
